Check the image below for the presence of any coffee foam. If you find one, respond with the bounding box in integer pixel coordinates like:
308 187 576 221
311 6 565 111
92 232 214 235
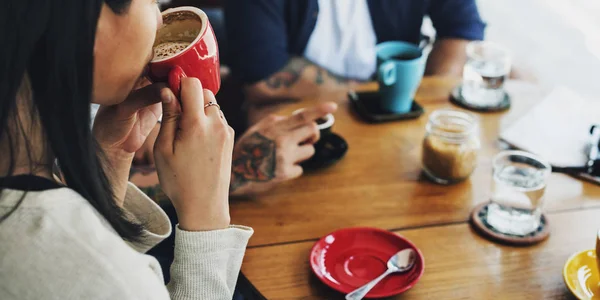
152 11 202 61
153 41 191 60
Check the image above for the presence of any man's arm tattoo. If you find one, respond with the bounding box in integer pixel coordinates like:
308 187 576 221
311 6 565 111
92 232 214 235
265 58 349 89
265 58 310 89
230 132 276 192
323 68 349 85
315 68 325 85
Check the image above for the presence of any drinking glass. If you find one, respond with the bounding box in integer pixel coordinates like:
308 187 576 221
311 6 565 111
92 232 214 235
486 151 551 236
461 41 511 107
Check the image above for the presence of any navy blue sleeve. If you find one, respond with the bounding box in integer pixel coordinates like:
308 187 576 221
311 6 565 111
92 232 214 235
428 0 486 41
224 0 290 84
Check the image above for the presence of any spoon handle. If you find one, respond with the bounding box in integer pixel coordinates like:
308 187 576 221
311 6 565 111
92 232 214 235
345 269 394 300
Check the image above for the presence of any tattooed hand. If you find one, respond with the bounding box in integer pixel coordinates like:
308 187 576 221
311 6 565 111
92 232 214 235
230 102 338 196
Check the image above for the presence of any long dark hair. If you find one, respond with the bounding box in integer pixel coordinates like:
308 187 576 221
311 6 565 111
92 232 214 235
0 0 143 241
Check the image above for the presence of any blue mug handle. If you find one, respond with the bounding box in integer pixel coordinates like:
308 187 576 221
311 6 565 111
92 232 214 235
378 61 397 86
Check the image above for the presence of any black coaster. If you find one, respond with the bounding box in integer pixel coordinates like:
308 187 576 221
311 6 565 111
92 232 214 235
348 91 424 123
301 133 348 171
450 85 511 112
469 202 550 246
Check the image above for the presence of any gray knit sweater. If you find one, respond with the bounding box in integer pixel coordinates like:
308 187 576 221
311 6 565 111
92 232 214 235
0 181 253 300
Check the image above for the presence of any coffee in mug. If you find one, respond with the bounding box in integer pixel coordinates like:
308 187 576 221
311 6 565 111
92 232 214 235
153 42 191 60
151 10 201 61
148 7 220 96
316 114 334 135
316 118 327 125
390 53 421 61
292 109 335 136
375 41 425 114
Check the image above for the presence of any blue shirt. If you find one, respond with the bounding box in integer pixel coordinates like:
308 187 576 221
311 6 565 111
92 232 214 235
224 0 486 84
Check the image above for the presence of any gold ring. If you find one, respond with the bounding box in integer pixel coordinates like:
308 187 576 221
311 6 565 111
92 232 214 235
204 101 220 110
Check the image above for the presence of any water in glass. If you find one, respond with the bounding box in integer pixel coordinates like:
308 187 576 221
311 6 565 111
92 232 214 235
486 151 550 236
461 42 511 107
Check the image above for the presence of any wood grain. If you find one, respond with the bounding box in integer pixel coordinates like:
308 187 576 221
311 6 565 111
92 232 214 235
230 77 600 247
242 208 599 299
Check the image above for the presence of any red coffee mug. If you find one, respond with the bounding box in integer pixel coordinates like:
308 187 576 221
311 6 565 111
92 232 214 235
148 7 220 96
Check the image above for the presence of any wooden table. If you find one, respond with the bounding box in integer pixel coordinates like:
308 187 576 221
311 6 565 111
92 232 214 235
233 76 600 299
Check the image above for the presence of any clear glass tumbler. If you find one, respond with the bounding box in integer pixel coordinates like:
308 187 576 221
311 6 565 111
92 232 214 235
486 151 551 236
462 41 511 107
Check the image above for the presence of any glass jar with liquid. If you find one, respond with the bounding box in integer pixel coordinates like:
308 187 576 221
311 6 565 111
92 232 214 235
422 110 480 184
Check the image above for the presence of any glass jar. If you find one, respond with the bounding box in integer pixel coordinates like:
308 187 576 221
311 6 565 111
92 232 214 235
422 110 480 184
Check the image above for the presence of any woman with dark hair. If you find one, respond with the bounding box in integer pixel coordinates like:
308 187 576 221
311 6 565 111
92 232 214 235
0 0 252 299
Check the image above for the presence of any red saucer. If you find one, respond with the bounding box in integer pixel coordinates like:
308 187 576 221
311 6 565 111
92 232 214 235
310 227 424 298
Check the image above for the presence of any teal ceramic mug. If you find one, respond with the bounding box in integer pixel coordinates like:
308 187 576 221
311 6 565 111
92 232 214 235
376 41 426 113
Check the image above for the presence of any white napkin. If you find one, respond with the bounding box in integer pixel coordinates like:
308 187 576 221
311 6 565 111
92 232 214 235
500 87 600 183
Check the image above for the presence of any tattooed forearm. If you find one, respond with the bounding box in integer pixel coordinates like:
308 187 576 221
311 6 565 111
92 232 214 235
264 57 349 90
316 68 348 85
315 68 325 85
230 132 276 192
265 58 310 89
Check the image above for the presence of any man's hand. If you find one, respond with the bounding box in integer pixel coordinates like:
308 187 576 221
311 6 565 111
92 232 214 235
230 102 337 196
132 102 338 197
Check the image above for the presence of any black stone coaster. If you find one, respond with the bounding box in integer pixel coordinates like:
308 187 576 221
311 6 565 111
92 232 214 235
469 202 550 246
450 85 511 112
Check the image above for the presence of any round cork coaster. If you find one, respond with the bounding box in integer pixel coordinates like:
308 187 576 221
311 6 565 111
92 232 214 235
469 202 550 246
450 85 511 112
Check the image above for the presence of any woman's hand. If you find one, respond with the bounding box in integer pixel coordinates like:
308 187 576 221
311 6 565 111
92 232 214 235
133 123 160 165
154 78 234 231
93 80 167 204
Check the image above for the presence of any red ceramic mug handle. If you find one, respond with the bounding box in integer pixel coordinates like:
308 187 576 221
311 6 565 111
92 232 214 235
168 65 187 98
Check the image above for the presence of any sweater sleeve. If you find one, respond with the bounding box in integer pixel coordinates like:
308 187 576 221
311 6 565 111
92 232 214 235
167 225 254 299
122 183 173 253
122 183 254 299
0 186 253 300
